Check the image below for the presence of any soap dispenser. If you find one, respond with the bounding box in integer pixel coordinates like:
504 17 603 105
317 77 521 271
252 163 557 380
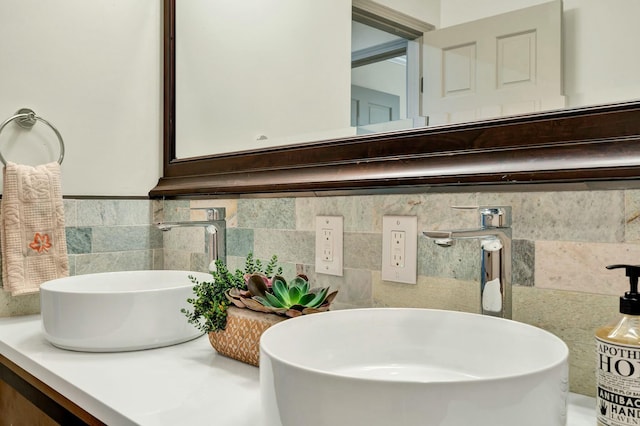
596 264 640 426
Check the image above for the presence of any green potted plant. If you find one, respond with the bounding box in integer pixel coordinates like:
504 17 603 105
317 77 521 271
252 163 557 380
182 253 337 366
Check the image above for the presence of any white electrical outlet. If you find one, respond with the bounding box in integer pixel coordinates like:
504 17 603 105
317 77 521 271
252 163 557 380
322 228 334 261
315 216 343 276
382 215 417 284
391 230 406 267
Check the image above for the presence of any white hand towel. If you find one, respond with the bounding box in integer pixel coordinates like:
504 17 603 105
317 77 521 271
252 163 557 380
1 161 69 296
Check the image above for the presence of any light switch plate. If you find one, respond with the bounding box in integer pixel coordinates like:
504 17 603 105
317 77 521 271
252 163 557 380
381 215 417 284
315 216 343 276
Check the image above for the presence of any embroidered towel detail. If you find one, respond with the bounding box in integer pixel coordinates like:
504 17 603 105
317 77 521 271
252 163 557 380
1 162 69 296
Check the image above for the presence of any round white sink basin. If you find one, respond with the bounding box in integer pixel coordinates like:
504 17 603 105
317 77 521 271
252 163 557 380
260 308 569 426
40 270 210 352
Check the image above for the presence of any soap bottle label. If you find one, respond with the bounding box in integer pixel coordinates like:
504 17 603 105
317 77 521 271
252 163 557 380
596 337 640 425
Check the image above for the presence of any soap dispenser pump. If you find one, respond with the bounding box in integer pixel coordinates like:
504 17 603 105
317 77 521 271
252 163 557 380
596 264 640 426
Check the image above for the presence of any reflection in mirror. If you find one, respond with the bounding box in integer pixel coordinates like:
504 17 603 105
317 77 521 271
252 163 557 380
413 0 640 123
350 4 432 136
351 22 407 131
423 1 564 125
176 0 352 159
175 0 640 160
176 0 437 159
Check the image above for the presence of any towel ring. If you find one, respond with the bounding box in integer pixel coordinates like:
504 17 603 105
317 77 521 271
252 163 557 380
0 108 65 166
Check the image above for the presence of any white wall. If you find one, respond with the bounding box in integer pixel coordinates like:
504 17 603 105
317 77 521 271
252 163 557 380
562 0 640 107
0 1 161 196
176 0 353 158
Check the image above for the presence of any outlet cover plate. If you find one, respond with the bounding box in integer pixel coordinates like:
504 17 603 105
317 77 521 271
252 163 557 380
315 216 343 276
382 215 417 284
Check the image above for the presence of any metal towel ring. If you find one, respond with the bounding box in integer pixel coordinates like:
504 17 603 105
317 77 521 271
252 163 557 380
0 108 65 165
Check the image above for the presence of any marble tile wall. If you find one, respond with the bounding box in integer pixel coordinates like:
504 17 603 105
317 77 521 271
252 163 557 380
172 189 640 397
1 190 638 398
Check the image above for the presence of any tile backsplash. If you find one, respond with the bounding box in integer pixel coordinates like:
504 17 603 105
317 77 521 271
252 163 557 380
3 189 639 397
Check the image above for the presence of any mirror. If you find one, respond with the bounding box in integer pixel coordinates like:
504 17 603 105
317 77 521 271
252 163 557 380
151 0 640 197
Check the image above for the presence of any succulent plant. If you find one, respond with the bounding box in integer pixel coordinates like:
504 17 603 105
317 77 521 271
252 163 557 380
226 273 337 318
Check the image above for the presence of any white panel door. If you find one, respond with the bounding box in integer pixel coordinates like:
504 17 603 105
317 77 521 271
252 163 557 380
351 85 400 127
422 0 564 125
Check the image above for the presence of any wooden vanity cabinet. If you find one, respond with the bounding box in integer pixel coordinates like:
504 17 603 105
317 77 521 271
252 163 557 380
0 354 105 426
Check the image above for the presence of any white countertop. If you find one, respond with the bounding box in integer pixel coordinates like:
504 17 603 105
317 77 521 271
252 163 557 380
0 315 595 425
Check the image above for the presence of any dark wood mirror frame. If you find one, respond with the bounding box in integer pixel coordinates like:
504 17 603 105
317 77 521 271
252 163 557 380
150 0 640 198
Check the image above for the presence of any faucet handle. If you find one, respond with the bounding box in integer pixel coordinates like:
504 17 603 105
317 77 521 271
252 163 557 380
451 206 511 228
479 206 511 228
191 207 226 221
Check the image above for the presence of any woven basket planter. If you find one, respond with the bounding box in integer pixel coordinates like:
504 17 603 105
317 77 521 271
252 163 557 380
208 306 287 366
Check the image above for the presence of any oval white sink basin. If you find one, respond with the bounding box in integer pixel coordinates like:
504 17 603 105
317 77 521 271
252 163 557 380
40 270 210 352
260 308 569 426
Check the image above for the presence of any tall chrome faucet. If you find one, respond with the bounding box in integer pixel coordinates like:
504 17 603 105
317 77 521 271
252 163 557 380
156 207 226 270
423 206 512 319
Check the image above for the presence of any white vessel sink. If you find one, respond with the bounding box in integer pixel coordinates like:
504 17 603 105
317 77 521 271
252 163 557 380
260 308 569 426
40 270 210 352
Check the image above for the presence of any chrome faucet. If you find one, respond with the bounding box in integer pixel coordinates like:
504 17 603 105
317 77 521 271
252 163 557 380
156 207 226 270
423 206 512 319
